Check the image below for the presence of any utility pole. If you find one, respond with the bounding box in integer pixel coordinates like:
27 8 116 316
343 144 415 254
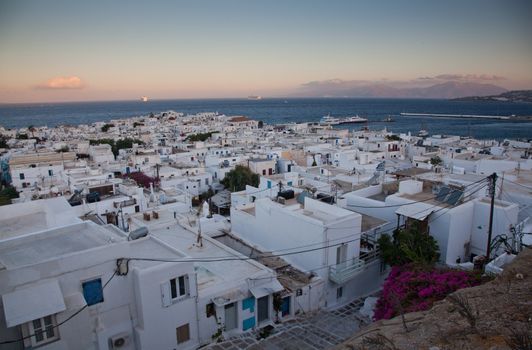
486 172 497 262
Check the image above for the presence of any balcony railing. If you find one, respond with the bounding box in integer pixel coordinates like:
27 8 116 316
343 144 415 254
329 248 381 285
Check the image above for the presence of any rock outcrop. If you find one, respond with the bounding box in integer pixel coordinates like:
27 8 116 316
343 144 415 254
336 248 532 350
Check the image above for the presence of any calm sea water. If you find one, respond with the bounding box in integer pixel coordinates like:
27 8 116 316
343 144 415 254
0 98 531 140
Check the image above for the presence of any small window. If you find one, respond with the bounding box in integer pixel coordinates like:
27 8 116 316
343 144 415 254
336 287 343 300
19 173 25 180
170 275 188 300
29 315 59 346
205 178 209 185
206 303 215 318
82 278 104 306
48 169 53 176
262 169 266 175
176 324 190 344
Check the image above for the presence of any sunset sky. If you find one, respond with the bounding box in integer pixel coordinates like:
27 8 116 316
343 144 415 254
1 0 531 103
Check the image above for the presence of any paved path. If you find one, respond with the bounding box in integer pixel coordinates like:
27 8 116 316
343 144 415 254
205 297 373 350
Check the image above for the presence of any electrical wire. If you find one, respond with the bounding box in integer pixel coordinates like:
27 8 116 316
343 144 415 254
122 182 490 265
0 271 118 345
241 183 490 281
422 182 488 223
343 177 488 209
0 177 490 345
501 178 532 191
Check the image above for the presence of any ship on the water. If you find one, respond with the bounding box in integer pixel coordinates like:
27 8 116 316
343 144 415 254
247 95 262 100
320 115 367 125
141 96 149 102
338 115 368 124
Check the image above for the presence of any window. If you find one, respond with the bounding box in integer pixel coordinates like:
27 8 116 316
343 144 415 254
205 178 209 185
262 169 266 175
48 169 53 176
170 275 188 300
176 324 190 344
19 173 25 180
206 303 215 318
82 278 104 306
28 315 58 346
336 287 343 300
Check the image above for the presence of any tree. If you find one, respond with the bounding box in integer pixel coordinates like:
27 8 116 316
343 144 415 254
0 135 9 149
90 138 144 156
186 132 214 142
385 134 401 141
0 185 19 206
378 223 440 267
221 165 259 192
430 156 442 166
101 123 115 132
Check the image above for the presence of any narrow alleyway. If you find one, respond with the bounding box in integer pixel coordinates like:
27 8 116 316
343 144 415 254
205 297 373 350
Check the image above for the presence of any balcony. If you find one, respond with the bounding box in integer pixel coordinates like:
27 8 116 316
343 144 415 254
329 249 381 285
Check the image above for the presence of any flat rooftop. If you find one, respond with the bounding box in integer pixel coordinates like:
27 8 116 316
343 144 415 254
213 232 311 292
0 222 125 270
361 214 388 232
128 209 269 293
0 212 48 240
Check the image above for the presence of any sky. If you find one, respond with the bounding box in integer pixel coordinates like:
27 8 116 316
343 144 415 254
0 0 531 103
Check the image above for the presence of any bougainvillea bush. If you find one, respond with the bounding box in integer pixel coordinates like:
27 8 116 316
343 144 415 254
123 172 158 188
373 265 481 321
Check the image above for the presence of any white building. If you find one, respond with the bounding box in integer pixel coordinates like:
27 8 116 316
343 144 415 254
231 196 386 308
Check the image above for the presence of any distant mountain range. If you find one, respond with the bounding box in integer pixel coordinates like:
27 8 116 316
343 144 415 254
292 80 507 99
452 90 532 103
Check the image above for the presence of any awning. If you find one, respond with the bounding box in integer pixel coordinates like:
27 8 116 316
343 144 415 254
395 203 435 221
249 279 284 299
2 280 66 328
212 289 246 307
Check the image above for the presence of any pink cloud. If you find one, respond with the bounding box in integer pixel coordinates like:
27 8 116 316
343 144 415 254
36 76 84 89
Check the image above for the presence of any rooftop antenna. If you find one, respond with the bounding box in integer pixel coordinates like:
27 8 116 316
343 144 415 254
194 200 206 248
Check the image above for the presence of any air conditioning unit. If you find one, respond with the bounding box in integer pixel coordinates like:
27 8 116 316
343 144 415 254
109 333 130 349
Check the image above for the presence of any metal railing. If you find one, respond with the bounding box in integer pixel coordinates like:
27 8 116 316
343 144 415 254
329 248 381 284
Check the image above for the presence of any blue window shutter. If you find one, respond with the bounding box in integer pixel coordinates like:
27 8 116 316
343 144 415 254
242 297 255 311
243 317 255 331
82 279 104 306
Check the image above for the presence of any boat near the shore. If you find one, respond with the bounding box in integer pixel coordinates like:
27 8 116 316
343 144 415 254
321 115 367 125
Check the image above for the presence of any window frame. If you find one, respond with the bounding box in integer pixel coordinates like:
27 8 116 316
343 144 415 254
82 277 104 306
170 275 188 301
28 315 59 347
176 323 190 344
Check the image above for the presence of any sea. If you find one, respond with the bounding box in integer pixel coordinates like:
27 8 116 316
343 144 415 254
0 98 531 140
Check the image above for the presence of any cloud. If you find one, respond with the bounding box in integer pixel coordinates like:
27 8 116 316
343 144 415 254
417 74 506 83
36 76 84 89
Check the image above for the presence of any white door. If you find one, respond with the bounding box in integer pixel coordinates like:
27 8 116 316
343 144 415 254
225 302 237 330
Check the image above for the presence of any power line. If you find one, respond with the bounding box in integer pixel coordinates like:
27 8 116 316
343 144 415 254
502 178 532 190
343 177 488 209
424 182 488 223
123 183 490 265
0 271 118 345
